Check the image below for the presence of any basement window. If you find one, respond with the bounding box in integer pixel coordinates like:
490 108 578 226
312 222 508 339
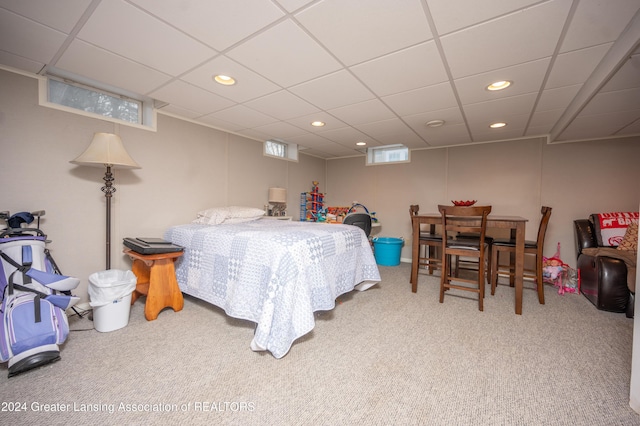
264 139 298 162
39 75 156 130
366 144 410 165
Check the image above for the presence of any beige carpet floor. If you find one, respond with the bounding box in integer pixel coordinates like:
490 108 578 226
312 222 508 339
0 263 638 425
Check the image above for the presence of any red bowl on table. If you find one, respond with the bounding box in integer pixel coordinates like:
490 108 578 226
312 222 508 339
451 200 477 206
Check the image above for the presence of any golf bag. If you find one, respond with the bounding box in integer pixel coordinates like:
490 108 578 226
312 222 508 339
0 211 80 377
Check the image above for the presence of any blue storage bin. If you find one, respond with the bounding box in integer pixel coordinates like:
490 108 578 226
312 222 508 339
373 237 404 266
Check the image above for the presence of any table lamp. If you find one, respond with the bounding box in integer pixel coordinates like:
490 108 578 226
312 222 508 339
268 187 287 216
71 133 140 270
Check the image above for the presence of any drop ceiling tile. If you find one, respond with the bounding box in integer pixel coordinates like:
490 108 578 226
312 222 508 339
355 118 427 148
557 109 640 141
297 148 334 159
287 133 331 148
289 70 375 110
383 82 457 117
545 44 612 90
286 132 334 148
317 126 376 147
286 111 348 132
0 0 93 33
235 127 273 142
251 121 308 139
350 41 448 97
149 79 235 114
601 55 640 92
130 0 284 51
528 108 564 132
426 0 541 35
198 114 248 133
559 0 640 53
56 40 173 95
227 19 342 87
210 104 279 128
454 58 550 105
0 51 44 73
0 9 68 65
157 104 202 120
274 0 315 13
619 118 640 135
579 87 640 116
329 99 396 126
404 105 464 125
525 124 554 137
295 0 432 66
467 110 529 140
245 90 320 120
535 85 581 112
77 0 216 77
463 92 537 127
414 123 472 147
181 55 280 103
470 112 531 140
441 1 572 79
472 124 527 142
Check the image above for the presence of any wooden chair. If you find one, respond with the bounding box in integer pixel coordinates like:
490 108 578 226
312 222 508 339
453 232 494 282
490 206 552 304
438 204 492 311
410 205 444 281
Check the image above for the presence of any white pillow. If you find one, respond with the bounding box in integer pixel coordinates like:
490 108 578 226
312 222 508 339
193 206 265 225
226 206 266 219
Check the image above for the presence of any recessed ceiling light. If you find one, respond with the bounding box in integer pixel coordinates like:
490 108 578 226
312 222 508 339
213 74 236 85
486 80 512 91
356 141 367 146
490 122 507 128
425 119 445 128
311 121 325 127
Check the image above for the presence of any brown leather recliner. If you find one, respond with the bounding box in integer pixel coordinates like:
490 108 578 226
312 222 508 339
574 215 636 318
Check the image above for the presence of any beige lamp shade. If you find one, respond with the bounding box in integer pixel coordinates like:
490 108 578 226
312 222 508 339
268 187 287 203
71 133 140 169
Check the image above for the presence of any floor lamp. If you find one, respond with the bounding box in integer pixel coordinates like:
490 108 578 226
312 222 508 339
71 133 140 270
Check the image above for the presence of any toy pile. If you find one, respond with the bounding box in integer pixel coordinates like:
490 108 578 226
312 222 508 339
543 242 579 295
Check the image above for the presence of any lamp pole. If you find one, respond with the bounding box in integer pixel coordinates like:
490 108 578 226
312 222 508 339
101 165 115 270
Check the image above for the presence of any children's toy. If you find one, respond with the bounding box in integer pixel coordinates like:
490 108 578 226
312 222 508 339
543 242 579 295
300 181 325 221
0 210 80 377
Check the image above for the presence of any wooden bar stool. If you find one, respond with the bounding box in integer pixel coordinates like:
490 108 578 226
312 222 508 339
124 249 184 321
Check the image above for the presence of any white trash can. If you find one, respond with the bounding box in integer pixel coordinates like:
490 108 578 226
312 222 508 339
88 269 137 333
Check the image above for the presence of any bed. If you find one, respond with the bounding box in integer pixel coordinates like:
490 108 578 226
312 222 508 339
164 216 380 358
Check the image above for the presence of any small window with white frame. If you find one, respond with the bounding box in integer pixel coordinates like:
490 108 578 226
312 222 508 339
366 144 410 165
264 139 298 162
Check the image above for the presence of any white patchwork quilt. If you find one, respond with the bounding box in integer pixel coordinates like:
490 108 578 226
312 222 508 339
164 219 380 358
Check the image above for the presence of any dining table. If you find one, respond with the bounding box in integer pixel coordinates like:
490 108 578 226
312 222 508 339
411 213 529 315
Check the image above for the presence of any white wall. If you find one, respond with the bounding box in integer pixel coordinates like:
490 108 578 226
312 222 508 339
0 69 325 302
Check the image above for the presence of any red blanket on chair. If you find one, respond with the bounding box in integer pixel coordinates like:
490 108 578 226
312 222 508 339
596 212 639 247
